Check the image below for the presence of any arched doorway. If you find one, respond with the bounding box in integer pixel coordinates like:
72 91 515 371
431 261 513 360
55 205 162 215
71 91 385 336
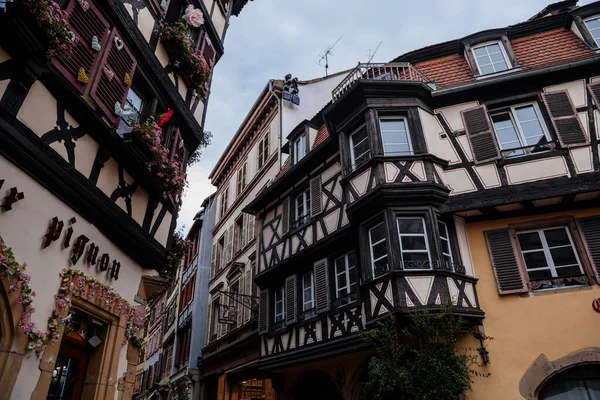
291 371 344 400
538 365 600 399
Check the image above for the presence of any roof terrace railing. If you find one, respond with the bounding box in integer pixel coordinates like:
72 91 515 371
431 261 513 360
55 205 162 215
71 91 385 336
332 62 433 101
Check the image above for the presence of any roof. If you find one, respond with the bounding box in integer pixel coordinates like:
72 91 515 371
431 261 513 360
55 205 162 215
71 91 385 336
231 0 252 16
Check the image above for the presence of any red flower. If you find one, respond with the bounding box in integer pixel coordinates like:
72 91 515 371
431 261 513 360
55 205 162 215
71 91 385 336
157 109 174 127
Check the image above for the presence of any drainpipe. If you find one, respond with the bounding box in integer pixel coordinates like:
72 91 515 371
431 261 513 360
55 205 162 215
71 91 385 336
268 79 283 170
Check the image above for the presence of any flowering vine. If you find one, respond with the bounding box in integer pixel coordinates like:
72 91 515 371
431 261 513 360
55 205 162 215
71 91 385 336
0 237 145 358
130 112 187 197
21 0 75 58
167 230 191 272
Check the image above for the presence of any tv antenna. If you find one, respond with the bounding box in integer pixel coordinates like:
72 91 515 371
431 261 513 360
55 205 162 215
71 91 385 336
317 37 342 76
366 41 383 64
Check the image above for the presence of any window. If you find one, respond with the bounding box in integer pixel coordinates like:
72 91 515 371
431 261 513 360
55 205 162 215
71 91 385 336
229 280 240 328
584 15 600 47
235 215 244 253
491 103 550 157
369 222 389 277
274 286 285 323
472 41 511 75
211 299 220 338
163 344 173 379
438 221 454 268
334 252 357 305
293 133 308 163
217 235 225 271
294 189 311 226
236 162 247 196
379 118 412 156
117 87 144 136
538 365 600 399
397 218 431 269
219 187 229 218
350 125 370 169
517 226 585 290
257 133 270 169
302 271 315 311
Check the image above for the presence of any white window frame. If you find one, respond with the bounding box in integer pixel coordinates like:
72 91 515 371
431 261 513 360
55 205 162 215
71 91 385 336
490 102 551 154
517 227 585 284
335 252 356 299
236 162 247 197
274 286 285 323
378 116 413 156
257 133 270 170
368 222 388 276
438 221 454 266
295 189 310 222
472 40 512 75
302 271 315 311
397 217 432 270
349 124 370 166
584 15 600 47
293 133 308 163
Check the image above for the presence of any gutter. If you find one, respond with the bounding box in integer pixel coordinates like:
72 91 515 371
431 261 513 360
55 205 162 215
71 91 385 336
433 56 600 96
268 79 283 170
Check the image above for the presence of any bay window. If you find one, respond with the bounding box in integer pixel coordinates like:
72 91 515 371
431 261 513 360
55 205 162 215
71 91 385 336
369 222 389 277
335 252 357 305
397 218 431 269
350 125 370 169
438 221 454 268
379 117 412 156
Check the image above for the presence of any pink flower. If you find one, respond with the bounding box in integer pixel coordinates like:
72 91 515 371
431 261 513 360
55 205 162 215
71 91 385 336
182 5 204 28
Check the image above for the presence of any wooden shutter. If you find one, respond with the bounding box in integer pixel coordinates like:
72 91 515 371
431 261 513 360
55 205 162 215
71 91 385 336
237 275 244 326
217 293 225 338
285 275 297 324
587 82 600 109
310 175 323 217
281 197 290 235
461 105 500 163
201 38 216 65
576 216 600 283
241 214 249 249
258 289 269 334
89 29 137 126
244 268 252 323
314 259 330 313
541 90 587 147
150 0 170 17
484 229 528 295
248 215 256 244
210 244 216 278
51 0 110 94
206 300 214 343
227 226 234 263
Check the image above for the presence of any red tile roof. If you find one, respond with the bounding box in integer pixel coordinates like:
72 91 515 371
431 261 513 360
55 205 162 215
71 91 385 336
414 28 596 90
513 28 596 71
313 124 329 149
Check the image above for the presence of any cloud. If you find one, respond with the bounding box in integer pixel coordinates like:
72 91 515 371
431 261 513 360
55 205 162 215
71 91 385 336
179 0 595 231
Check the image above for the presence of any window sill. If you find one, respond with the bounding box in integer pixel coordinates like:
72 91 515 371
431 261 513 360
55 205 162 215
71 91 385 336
524 284 592 297
288 217 313 235
497 148 563 166
475 67 522 80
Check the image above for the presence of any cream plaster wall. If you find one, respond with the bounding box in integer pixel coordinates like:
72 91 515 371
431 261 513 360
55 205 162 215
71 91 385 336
155 42 170 68
418 108 460 164
155 211 173 247
132 186 150 227
123 2 134 18
505 156 569 184
0 45 11 62
137 7 156 43
194 99 206 125
570 146 594 174
212 6 227 39
544 79 587 108
440 168 476 194
0 79 10 100
96 157 121 198
0 155 146 399
17 81 57 136
464 207 600 400
474 164 501 188
434 101 479 132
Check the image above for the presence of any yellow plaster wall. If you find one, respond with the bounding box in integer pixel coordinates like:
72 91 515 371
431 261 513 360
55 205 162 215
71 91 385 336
464 207 600 400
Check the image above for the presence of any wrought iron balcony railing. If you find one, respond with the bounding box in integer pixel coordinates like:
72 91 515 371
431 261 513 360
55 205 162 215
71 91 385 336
332 62 433 100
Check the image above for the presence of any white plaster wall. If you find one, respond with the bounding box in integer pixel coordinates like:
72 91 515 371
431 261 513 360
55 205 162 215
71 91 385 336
203 0 213 14
418 108 460 164
0 45 11 62
570 146 594 174
132 186 150 226
544 79 587 108
193 99 206 125
155 42 170 68
212 6 227 39
155 211 173 247
453 216 475 277
0 155 146 399
474 164 501 189
441 168 476 194
506 156 569 184
137 7 156 43
17 81 58 136
178 79 188 102
434 101 479 132
123 2 134 19
96 157 120 198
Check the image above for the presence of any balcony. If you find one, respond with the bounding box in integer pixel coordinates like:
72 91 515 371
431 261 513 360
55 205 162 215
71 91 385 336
332 62 433 101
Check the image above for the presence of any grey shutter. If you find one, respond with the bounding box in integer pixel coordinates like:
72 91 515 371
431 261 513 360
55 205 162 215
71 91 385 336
500 35 518 68
244 268 252 323
576 216 600 283
258 289 269 334
461 105 500 163
310 176 323 217
484 229 528 295
205 301 213 343
210 244 217 279
541 90 587 147
314 259 330 313
281 197 290 235
285 275 297 324
587 82 600 109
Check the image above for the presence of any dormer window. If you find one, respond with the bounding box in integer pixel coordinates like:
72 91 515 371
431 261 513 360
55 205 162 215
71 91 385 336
472 41 511 75
293 133 308 163
584 16 600 47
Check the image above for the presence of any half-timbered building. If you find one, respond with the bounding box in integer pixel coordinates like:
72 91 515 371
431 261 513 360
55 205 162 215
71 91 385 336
200 72 347 400
0 0 248 399
245 1 600 399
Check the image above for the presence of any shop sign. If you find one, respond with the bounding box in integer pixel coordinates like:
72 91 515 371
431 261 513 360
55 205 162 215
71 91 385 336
241 379 265 399
218 304 235 324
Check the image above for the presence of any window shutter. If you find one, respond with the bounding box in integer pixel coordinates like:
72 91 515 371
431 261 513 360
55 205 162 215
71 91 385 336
587 82 600 109
210 244 216 279
170 130 186 168
202 38 216 66
314 258 330 313
310 175 323 217
285 275 297 324
258 289 269 334
89 29 137 126
150 0 170 17
248 215 256 244
227 226 234 263
281 197 290 235
461 105 500 163
484 229 528 295
576 216 600 283
541 90 587 147
217 293 225 338
51 0 110 94
237 275 244 326
244 268 252 323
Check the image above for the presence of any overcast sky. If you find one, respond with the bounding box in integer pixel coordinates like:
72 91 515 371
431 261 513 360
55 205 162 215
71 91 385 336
177 0 594 232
